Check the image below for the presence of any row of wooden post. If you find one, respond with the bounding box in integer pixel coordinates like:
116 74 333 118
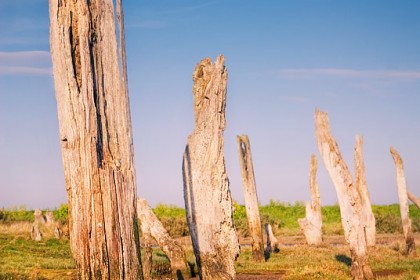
48 0 418 279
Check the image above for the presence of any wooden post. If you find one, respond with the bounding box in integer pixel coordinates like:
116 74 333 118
34 209 45 224
45 211 55 224
354 136 376 247
264 224 279 254
390 147 416 255
54 225 62 239
31 223 42 241
49 0 142 278
237 135 265 261
315 109 374 279
137 198 187 275
139 220 153 280
182 55 239 280
298 154 323 245
408 191 420 209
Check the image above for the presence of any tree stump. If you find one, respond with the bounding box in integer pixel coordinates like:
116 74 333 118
390 147 416 255
354 136 376 247
34 209 45 224
298 154 323 246
137 198 187 276
54 225 62 239
264 224 279 254
237 135 265 261
182 55 239 280
408 191 420 209
49 0 142 278
45 211 55 224
315 109 374 279
31 223 42 241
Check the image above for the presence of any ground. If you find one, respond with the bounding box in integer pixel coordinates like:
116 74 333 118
0 222 419 279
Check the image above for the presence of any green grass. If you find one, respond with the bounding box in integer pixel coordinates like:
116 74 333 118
1 232 419 279
0 234 76 279
1 201 420 279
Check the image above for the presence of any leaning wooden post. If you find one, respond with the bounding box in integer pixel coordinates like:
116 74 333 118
49 1 142 278
138 219 153 280
390 147 416 255
182 55 239 280
137 198 187 275
237 135 265 261
298 154 323 246
315 109 374 279
354 136 376 247
408 191 420 209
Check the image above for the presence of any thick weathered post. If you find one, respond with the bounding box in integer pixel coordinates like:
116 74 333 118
182 55 239 280
408 191 420 209
137 198 187 275
49 0 142 278
354 136 376 247
315 109 374 279
298 154 323 245
390 147 416 255
237 135 265 261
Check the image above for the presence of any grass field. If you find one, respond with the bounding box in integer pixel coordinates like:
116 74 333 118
0 203 419 279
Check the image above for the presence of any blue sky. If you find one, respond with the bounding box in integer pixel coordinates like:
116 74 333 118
0 1 419 209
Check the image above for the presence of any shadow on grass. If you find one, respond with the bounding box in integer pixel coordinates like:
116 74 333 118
335 254 352 267
187 261 196 278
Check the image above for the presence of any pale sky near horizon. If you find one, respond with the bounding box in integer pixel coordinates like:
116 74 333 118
0 1 419 209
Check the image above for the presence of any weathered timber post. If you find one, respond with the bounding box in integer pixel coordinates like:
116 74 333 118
54 225 62 239
137 198 187 275
34 209 46 224
408 191 420 209
31 223 42 241
182 55 239 280
237 135 265 261
298 154 323 246
45 211 55 224
354 136 376 247
264 223 279 254
390 147 416 255
49 0 142 279
138 215 153 280
315 109 374 280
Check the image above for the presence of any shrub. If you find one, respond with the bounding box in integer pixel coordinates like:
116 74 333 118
54 204 69 222
153 204 189 237
0 206 33 223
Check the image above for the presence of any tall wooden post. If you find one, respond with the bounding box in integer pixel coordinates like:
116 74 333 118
182 55 239 280
237 135 265 261
390 147 416 255
354 136 376 247
315 109 374 280
49 0 142 278
298 154 323 245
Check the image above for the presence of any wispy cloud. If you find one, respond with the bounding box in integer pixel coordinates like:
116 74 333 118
278 68 420 80
0 51 52 76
